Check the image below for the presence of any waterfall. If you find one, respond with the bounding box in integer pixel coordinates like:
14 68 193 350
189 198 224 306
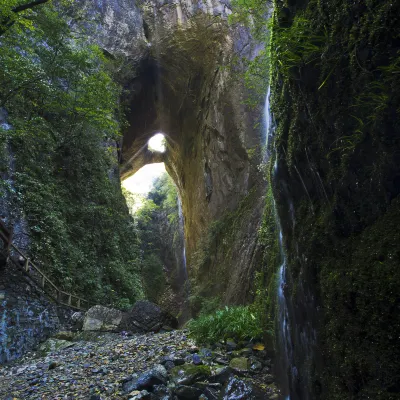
264 86 272 148
264 87 294 399
275 213 294 400
177 196 188 285
177 195 191 323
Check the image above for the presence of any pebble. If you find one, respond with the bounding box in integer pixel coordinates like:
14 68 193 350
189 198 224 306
0 330 279 399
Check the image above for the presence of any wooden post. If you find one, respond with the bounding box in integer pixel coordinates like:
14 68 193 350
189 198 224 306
77 298 81 309
41 275 45 288
68 294 72 306
6 227 13 253
25 258 29 272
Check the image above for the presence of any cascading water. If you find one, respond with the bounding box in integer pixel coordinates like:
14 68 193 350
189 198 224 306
177 196 188 284
264 86 272 149
177 195 191 323
264 87 295 399
275 211 295 400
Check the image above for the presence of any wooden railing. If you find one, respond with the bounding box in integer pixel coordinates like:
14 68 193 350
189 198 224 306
0 221 91 311
0 218 12 255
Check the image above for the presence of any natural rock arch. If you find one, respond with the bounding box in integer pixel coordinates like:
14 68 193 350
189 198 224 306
119 15 265 305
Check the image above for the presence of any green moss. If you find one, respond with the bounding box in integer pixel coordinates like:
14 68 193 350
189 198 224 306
266 0 400 397
0 2 144 305
319 198 400 398
233 0 400 397
170 364 211 385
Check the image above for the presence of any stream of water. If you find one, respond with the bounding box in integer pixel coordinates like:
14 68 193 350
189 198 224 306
177 196 188 283
264 87 294 399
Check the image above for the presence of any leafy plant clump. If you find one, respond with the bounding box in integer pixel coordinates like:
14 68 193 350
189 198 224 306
187 305 263 344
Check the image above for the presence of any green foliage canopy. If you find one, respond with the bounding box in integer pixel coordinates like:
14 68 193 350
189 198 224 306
0 1 143 305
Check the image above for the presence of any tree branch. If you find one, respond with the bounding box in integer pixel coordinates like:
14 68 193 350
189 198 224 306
12 0 50 14
0 0 50 36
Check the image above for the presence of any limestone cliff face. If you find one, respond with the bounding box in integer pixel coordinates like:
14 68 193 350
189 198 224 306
77 0 145 55
94 0 266 306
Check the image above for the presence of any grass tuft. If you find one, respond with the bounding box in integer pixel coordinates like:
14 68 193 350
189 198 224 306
187 305 263 344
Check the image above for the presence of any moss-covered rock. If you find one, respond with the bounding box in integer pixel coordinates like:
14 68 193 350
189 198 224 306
264 0 400 398
170 364 211 386
229 357 250 373
38 339 75 356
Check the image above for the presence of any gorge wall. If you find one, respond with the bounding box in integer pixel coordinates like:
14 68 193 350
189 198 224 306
266 0 400 399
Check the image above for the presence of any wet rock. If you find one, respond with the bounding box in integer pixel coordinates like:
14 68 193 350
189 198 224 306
170 365 211 385
229 358 249 373
164 360 175 371
38 339 75 356
48 361 59 370
83 306 122 332
129 390 153 400
264 374 274 384
174 385 203 399
153 384 172 399
210 366 233 384
225 340 237 351
192 354 202 365
120 301 178 333
200 348 212 358
237 348 252 357
222 376 253 400
71 311 85 331
249 358 262 372
53 331 76 341
204 386 221 399
194 382 222 399
194 382 221 390
122 374 139 393
132 364 168 391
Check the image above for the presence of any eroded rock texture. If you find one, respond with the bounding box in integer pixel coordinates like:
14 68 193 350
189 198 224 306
115 1 265 306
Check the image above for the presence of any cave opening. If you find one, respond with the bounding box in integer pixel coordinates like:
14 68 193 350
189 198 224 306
122 162 189 322
148 133 166 153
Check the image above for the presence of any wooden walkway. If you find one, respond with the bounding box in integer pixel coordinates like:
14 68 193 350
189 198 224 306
0 219 90 311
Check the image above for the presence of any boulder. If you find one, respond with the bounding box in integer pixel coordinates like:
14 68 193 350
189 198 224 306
229 357 249 373
210 366 233 384
170 364 211 386
222 376 254 400
122 365 168 393
71 311 85 331
82 305 122 331
120 301 178 333
174 385 203 400
38 339 75 356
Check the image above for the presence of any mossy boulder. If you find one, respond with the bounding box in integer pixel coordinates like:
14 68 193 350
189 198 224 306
229 357 249 373
170 364 211 385
82 306 122 332
38 339 75 356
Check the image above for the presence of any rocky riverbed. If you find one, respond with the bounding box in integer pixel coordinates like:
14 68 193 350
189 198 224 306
0 330 280 399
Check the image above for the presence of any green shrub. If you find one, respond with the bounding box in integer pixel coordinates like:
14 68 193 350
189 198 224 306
187 305 263 344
